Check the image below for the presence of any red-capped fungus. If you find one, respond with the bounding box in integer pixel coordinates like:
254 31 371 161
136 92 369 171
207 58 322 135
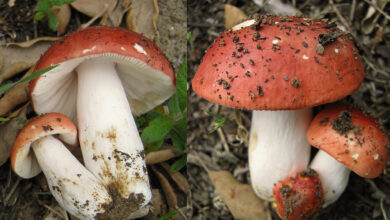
308 104 390 207
11 113 112 219
29 26 176 217
192 15 364 211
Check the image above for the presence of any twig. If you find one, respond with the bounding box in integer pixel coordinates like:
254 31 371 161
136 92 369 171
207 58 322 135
217 127 230 152
3 177 21 206
329 0 372 60
350 0 357 21
363 0 390 21
41 203 67 220
362 56 390 78
234 109 249 146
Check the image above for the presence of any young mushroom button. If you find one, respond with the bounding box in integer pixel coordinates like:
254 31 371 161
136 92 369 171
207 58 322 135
191 15 365 204
29 26 176 217
11 113 112 219
308 104 390 207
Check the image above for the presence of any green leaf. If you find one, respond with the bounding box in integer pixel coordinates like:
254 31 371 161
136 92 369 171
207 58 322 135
206 111 227 132
34 11 46 20
156 210 177 220
187 32 195 53
35 0 53 12
47 11 59 31
0 65 58 93
170 118 186 152
141 116 173 144
52 0 71 6
135 112 161 129
176 56 187 112
0 118 9 122
170 156 186 172
145 139 164 153
167 94 181 118
13 117 28 125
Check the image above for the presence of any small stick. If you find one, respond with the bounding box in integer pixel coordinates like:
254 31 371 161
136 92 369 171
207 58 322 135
363 0 390 20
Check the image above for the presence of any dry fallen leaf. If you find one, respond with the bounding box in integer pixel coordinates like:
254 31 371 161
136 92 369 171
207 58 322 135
151 166 178 211
161 163 189 194
142 189 167 220
224 4 248 29
209 170 271 220
52 4 71 35
0 61 32 85
126 0 159 40
3 37 60 48
0 65 34 116
0 105 27 166
145 148 179 164
107 0 132 27
71 0 117 17
0 41 52 73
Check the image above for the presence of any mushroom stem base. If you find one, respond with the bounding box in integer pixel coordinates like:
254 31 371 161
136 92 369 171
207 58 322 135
310 150 350 207
249 109 312 201
32 135 111 219
76 58 151 210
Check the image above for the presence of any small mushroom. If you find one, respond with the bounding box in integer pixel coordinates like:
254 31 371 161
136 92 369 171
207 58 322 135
11 113 112 219
308 104 390 207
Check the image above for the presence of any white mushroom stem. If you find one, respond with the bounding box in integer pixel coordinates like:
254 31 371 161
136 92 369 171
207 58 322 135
76 58 151 206
249 108 312 201
310 150 350 207
32 135 111 220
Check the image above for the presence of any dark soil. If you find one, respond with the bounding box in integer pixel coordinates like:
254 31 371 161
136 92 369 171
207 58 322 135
188 0 390 219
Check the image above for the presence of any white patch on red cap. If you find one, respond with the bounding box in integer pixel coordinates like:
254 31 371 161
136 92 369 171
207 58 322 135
82 46 97 54
134 43 147 55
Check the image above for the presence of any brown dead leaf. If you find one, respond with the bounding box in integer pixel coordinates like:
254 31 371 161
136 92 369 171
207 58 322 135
142 189 167 220
0 105 27 166
0 41 52 73
224 4 248 29
3 37 60 48
52 4 71 35
151 166 177 211
145 148 179 164
0 61 32 85
126 0 159 40
121 0 132 8
209 170 271 220
0 65 34 116
161 163 189 194
107 0 132 27
71 0 117 17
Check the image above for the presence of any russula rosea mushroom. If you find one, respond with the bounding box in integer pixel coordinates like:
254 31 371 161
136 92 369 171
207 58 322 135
308 104 390 207
273 169 323 220
191 14 364 205
29 26 176 216
11 113 112 219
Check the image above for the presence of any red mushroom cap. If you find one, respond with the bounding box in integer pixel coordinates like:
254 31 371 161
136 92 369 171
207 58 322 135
273 169 324 220
11 113 78 178
31 26 174 85
192 16 364 110
307 104 390 178
30 26 175 117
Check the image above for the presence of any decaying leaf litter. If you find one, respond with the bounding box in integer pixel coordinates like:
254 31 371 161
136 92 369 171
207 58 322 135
188 0 390 219
0 0 187 219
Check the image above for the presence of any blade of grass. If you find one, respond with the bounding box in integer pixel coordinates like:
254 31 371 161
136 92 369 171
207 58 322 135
0 65 58 93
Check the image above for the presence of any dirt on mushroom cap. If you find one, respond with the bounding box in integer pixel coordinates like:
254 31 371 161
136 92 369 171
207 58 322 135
307 104 390 178
192 15 364 110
